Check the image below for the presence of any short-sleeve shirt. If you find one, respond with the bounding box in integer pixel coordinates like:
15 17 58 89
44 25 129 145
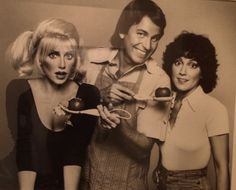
161 86 229 170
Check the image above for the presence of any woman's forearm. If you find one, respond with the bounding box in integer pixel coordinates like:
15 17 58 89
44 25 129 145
210 134 230 190
215 164 230 190
18 171 36 190
64 165 81 190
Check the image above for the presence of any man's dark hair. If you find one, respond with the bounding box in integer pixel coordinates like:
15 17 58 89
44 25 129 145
110 0 166 48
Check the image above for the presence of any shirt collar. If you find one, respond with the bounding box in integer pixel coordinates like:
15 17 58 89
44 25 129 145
108 49 157 74
182 86 205 112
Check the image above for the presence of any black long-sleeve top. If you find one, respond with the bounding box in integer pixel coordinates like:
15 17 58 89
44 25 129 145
15 80 100 188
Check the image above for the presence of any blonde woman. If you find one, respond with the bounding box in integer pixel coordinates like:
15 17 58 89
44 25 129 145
7 18 100 190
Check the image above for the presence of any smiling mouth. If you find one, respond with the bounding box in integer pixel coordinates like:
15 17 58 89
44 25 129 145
177 78 188 83
134 47 146 55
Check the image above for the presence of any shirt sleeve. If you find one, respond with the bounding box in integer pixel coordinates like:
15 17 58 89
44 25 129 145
206 99 230 137
137 69 171 140
16 92 36 171
81 48 105 85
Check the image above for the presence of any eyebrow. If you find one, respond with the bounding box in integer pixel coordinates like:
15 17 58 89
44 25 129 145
49 50 75 54
137 29 161 39
49 50 60 55
137 29 148 34
65 50 75 54
178 57 198 63
152 34 161 40
176 58 183 62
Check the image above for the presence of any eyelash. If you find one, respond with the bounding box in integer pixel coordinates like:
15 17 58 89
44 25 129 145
174 60 199 69
191 63 198 68
65 54 74 60
137 32 145 38
151 37 159 43
174 61 181 66
137 32 159 43
48 52 74 60
48 52 57 59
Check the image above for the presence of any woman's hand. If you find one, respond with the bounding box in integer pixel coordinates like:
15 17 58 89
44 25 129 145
52 104 72 130
97 105 120 129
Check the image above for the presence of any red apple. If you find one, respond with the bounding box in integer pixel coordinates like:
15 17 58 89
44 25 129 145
155 87 171 97
68 98 85 111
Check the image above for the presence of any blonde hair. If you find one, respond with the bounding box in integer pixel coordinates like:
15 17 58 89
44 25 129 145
7 18 80 77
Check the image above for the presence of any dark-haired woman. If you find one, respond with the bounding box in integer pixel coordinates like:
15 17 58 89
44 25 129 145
158 32 230 190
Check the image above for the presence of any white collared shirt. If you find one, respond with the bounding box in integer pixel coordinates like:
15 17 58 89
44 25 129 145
161 86 229 170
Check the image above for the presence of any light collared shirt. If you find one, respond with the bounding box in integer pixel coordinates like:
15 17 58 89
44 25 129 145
161 86 229 170
83 47 170 140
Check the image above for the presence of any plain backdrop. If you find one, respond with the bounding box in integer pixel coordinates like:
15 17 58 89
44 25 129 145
0 0 235 189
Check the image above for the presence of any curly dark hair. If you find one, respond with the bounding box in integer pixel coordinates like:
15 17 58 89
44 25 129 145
162 32 219 93
110 0 166 48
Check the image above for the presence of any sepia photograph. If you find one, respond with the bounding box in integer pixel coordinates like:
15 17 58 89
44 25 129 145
0 0 235 189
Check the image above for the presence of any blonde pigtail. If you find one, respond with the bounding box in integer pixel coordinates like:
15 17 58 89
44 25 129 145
7 31 34 77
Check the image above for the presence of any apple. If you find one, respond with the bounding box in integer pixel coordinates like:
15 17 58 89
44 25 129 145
155 87 171 97
68 98 85 111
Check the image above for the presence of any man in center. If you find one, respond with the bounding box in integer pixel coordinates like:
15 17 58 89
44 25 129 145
79 0 170 189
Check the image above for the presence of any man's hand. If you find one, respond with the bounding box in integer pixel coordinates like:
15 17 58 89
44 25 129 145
97 105 120 129
108 83 135 104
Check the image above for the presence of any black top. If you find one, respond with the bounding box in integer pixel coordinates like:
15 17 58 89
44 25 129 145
15 80 100 188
